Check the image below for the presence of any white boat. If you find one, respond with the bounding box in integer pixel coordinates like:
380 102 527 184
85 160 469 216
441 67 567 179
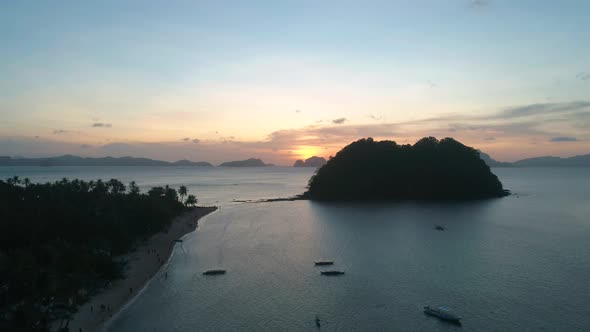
424 306 461 323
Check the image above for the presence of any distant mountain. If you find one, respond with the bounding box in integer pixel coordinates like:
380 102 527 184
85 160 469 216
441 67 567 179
219 158 269 167
477 151 513 167
0 155 213 167
477 152 590 167
293 156 327 167
513 154 590 167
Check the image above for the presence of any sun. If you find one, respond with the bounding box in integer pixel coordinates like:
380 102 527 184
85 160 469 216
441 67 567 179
294 146 321 160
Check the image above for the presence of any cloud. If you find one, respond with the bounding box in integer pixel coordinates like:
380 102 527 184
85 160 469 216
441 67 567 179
53 129 70 134
180 137 200 143
550 136 578 142
295 109 301 113
368 114 382 121
91 122 112 128
496 101 590 119
3 100 589 165
80 144 92 148
576 72 590 81
332 117 347 124
247 100 589 159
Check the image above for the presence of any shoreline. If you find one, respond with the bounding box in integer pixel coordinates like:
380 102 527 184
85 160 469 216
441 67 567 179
62 206 218 332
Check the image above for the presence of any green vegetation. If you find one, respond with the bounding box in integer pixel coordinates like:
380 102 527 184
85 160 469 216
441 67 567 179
0 177 199 331
305 137 508 201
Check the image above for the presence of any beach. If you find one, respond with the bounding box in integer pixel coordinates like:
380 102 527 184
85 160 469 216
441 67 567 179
62 206 217 332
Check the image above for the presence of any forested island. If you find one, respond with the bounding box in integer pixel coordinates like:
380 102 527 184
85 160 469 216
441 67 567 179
0 177 213 331
293 156 327 167
219 158 270 167
478 151 590 167
304 137 508 201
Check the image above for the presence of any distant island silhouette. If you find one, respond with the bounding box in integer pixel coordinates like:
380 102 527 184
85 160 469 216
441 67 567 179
304 137 509 201
293 156 327 167
2 151 589 168
218 158 270 167
0 155 212 167
481 153 590 167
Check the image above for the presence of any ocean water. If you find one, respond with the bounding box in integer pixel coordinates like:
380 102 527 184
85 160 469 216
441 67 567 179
1 167 589 331
0 166 314 206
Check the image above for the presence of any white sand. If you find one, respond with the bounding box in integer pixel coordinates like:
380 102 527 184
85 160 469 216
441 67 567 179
62 206 217 332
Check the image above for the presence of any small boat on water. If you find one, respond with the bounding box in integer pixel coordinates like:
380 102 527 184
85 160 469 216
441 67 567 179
424 306 461 323
203 269 226 275
314 261 334 266
435 225 446 231
321 270 345 276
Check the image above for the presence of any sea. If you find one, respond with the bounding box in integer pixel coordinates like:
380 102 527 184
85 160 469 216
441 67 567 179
1 166 589 331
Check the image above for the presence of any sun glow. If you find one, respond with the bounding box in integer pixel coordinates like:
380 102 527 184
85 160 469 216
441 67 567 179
294 146 321 160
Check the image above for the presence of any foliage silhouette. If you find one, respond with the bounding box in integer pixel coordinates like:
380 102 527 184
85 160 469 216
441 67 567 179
0 178 197 330
305 137 508 201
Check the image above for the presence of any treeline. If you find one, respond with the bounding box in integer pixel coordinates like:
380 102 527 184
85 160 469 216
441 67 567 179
0 177 198 331
305 137 508 201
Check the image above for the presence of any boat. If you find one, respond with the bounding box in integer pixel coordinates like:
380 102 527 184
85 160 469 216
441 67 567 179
320 270 344 276
423 306 461 323
435 225 446 231
203 269 226 275
314 261 334 266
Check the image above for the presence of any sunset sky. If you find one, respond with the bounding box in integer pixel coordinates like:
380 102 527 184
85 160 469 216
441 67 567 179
1 1 589 165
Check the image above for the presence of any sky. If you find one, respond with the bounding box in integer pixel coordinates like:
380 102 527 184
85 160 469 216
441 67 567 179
1 0 589 165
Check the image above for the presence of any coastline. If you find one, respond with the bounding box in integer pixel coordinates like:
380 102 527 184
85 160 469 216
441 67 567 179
62 206 217 332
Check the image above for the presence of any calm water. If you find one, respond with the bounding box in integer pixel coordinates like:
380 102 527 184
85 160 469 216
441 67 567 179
2 167 589 331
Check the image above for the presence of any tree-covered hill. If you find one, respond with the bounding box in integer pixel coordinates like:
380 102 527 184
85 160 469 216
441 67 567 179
0 177 201 331
305 137 508 201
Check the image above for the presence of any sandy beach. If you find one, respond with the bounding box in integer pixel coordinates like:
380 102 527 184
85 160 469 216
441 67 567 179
61 206 217 332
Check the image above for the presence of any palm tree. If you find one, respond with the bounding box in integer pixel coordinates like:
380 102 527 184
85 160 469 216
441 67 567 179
178 185 188 202
108 179 126 194
164 185 178 201
128 181 140 195
184 195 197 207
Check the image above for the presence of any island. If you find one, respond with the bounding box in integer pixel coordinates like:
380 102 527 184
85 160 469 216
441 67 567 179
293 156 327 167
219 158 269 167
477 151 590 168
304 137 508 201
512 154 590 167
0 177 216 331
477 151 513 167
0 155 213 167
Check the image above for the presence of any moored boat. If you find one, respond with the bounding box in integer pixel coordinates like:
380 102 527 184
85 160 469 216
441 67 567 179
423 306 461 323
314 261 334 266
320 270 344 276
203 269 226 275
